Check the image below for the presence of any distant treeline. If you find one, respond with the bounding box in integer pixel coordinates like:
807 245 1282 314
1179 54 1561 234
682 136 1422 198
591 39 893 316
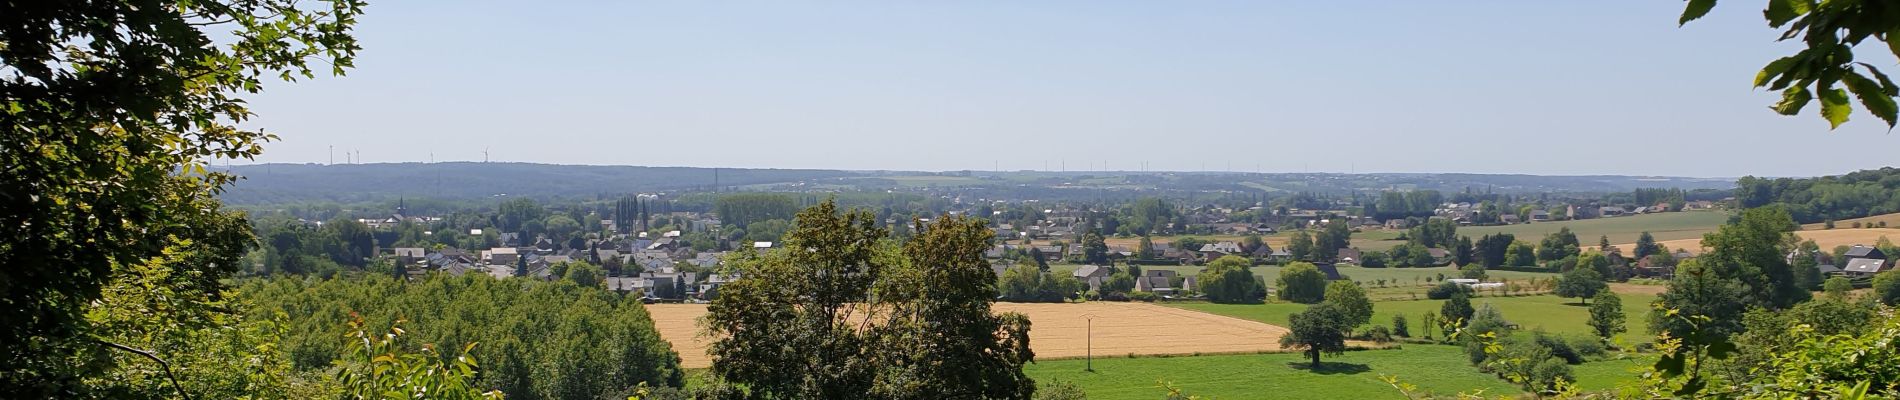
216 162 857 204
1737 168 1900 223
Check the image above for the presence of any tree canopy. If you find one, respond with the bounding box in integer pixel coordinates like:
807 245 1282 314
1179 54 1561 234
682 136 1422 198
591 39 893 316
702 201 1036 399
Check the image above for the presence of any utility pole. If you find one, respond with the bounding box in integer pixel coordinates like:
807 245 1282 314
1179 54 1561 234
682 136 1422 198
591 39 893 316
328 145 334 165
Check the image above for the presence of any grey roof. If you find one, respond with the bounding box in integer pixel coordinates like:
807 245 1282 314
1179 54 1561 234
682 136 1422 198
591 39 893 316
1844 245 1884 259
1844 258 1889 273
1072 265 1109 278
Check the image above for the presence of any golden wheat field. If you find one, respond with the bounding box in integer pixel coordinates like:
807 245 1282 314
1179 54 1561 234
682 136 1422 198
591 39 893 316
1630 228 1900 256
643 302 1291 369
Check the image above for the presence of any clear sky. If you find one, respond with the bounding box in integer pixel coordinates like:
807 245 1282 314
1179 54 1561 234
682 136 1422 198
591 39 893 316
242 0 1900 177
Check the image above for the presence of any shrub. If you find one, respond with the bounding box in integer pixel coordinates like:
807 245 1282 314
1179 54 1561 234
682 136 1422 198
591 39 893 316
1529 357 1575 392
1426 281 1467 300
1129 291 1159 302
1392 314 1411 338
1362 325 1394 343
1567 335 1606 357
1532 331 1582 364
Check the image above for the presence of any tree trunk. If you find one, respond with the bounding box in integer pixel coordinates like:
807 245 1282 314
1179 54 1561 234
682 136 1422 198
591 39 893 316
1309 348 1320 368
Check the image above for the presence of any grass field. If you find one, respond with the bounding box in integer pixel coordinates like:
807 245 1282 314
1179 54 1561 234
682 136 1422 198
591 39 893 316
1460 211 1731 248
1024 345 1647 399
1138 264 1565 301
1170 294 1657 344
645 302 1294 369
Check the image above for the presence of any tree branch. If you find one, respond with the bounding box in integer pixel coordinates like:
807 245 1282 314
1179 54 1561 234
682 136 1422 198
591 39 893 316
95 338 193 400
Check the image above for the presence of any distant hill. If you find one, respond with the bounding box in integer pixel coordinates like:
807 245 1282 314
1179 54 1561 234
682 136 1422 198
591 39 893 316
214 163 1739 205
216 163 858 204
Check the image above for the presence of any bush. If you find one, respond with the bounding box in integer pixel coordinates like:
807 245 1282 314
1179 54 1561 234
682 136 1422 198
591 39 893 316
1362 325 1394 343
1876 270 1900 306
1529 357 1575 392
1129 291 1159 302
1532 331 1582 364
1568 335 1606 357
1034 379 1087 400
1426 281 1468 300
1392 314 1411 338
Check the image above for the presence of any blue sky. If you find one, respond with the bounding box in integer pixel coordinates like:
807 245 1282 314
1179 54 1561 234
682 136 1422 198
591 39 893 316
242 1 1900 177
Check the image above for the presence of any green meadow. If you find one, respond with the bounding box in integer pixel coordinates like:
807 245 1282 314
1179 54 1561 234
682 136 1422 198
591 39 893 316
1026 345 1649 399
1170 293 1657 344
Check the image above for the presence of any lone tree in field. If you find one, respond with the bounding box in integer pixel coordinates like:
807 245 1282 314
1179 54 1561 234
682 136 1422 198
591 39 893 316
1554 266 1608 304
703 201 1036 399
1277 262 1329 304
1587 291 1626 341
1281 303 1353 369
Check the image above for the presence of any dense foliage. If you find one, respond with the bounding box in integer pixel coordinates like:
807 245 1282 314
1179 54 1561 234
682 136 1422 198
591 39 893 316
1682 0 1900 129
1276 262 1329 304
1736 168 1900 223
1199 255 1267 303
0 0 365 395
702 201 1036 399
241 274 684 399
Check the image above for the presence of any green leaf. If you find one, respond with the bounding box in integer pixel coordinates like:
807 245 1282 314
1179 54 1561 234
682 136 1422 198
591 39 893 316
1821 87 1853 129
1756 56 1801 87
1654 352 1686 377
1890 27 1900 60
1843 71 1898 128
1765 0 1798 26
1680 0 1718 25
1773 86 1813 115
1674 376 1707 396
1706 341 1738 360
1859 62 1899 96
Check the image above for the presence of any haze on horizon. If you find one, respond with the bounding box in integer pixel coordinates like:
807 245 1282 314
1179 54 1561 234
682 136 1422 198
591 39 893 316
241 1 1900 178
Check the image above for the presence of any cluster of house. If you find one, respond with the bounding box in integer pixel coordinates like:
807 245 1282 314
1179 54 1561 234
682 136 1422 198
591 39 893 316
383 229 760 300
1066 265 1206 295
1807 245 1895 279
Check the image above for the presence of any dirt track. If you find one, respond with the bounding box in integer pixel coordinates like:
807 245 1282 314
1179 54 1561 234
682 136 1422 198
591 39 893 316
644 302 1290 369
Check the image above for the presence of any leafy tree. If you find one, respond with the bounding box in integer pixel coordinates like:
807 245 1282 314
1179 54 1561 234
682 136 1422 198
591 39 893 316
1536 227 1582 262
1313 219 1354 262
1876 269 1900 306
1277 262 1329 304
1288 231 1316 261
1441 291 1475 327
1242 234 1267 254
999 265 1085 303
1634 231 1661 259
1698 206 1808 310
1680 0 1900 129
1 0 366 393
1281 303 1353 368
337 318 503 400
1408 218 1459 248
1392 315 1411 338
712 193 799 228
702 202 1035 399
1587 291 1626 341
1505 241 1537 267
499 198 549 234
1460 264 1488 280
1101 271 1137 296
1200 255 1266 303
564 261 604 288
1323 281 1373 328
1453 236 1477 266
1650 260 1750 347
1082 232 1109 265
1137 236 1156 259
1554 266 1608 304
1475 234 1516 268
1823 276 1854 300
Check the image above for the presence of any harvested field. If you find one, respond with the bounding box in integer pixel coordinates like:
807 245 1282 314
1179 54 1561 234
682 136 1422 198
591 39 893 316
1635 228 1900 256
644 302 1289 369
